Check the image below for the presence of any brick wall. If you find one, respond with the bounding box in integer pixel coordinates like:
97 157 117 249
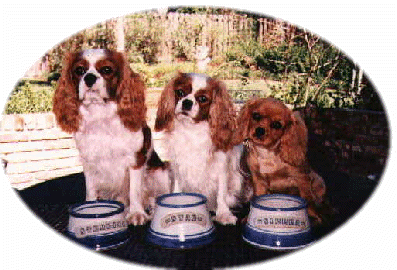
0 108 165 190
1 113 81 189
301 107 389 179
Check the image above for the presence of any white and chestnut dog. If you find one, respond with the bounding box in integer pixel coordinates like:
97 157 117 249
154 72 244 225
53 49 170 225
233 97 328 224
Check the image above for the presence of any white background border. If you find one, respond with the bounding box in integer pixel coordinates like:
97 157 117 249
2 1 396 269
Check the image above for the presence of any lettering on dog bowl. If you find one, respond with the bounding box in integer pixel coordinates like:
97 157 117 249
76 220 128 237
253 216 307 228
160 211 207 228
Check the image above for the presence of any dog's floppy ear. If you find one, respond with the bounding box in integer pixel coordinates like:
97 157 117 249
115 52 147 132
154 75 177 132
279 111 308 167
52 52 81 133
232 98 258 145
209 79 236 151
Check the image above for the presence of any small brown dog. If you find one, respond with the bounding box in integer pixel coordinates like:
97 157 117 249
234 97 330 224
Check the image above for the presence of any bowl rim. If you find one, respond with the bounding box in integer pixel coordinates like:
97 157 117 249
69 200 125 219
156 192 207 208
251 194 307 212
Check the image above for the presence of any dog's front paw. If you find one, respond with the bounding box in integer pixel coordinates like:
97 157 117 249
126 211 149 226
214 212 237 225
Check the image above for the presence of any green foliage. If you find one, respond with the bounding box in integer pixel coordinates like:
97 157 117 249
47 23 116 73
174 7 209 14
124 12 220 63
229 89 267 102
131 62 197 88
173 6 233 15
124 13 164 64
5 81 55 114
131 61 263 88
223 35 360 109
7 8 379 114
225 40 262 69
172 16 204 60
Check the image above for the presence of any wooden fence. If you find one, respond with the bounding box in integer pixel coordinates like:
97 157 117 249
28 11 298 78
124 12 295 60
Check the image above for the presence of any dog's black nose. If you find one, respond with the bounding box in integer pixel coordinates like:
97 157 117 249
254 127 266 139
182 99 193 111
84 73 97 87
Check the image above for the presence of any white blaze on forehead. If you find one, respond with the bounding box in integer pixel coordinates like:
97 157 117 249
82 49 107 66
189 73 209 93
175 73 209 120
78 49 109 102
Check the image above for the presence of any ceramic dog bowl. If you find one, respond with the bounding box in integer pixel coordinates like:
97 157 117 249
243 194 312 250
147 193 215 249
67 200 129 250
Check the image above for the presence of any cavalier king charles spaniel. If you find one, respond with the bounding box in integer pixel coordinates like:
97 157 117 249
53 49 171 225
233 97 329 224
154 72 244 224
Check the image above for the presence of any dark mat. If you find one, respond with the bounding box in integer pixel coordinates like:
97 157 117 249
16 171 378 269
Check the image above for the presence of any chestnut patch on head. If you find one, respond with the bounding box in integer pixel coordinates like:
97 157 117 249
71 59 88 83
96 58 121 99
175 89 187 98
74 65 87 77
173 75 192 103
193 89 212 122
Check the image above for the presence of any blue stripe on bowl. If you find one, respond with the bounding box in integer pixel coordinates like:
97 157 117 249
148 226 215 239
251 194 307 212
146 227 215 249
69 200 124 219
67 229 129 250
242 223 312 250
156 193 207 208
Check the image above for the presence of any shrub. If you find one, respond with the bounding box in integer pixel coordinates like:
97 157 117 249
124 14 164 64
4 81 55 114
171 16 204 61
131 62 197 88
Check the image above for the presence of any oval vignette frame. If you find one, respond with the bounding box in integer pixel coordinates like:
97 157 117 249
1 3 392 270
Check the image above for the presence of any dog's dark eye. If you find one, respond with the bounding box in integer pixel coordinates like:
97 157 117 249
175 89 186 98
270 121 283 129
252 112 262 121
74 66 86 76
99 66 113 75
197 95 208 103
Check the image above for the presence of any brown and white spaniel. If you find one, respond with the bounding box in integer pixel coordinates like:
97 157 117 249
233 97 329 224
154 72 244 225
53 49 171 225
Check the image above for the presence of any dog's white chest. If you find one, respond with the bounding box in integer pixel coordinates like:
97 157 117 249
166 121 218 192
74 103 143 168
169 121 212 168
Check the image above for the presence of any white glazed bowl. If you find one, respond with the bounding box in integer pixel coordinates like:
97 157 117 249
67 200 129 250
243 194 312 250
147 193 215 249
